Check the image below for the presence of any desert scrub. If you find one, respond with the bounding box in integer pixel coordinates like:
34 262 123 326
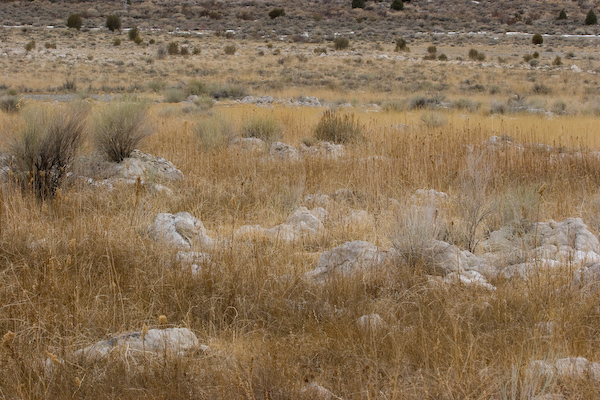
224 44 236 55
9 103 88 199
195 112 236 150
163 88 187 103
334 37 350 50
241 116 284 143
313 110 363 143
106 14 121 31
67 13 82 30
0 95 21 113
92 100 153 162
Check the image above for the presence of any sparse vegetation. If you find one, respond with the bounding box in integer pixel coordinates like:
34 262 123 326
92 100 152 162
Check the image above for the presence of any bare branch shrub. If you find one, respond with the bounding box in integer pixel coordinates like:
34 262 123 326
92 101 153 163
10 103 88 199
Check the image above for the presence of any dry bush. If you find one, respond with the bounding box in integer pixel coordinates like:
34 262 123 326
9 103 88 199
92 100 152 162
195 112 236 150
313 110 363 143
241 116 283 142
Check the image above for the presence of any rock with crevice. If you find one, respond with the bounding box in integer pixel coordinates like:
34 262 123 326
107 150 184 181
306 240 395 280
75 328 200 362
269 141 298 160
148 212 213 250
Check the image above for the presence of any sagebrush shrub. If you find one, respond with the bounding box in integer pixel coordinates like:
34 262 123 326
67 13 82 30
106 14 121 31
92 101 152 162
128 26 139 41
269 8 285 19
333 37 349 50
224 44 236 55
24 40 35 52
0 95 21 113
532 33 543 45
313 110 362 143
586 9 597 25
241 116 283 143
195 113 236 150
167 42 179 55
10 103 88 199
390 0 404 11
395 38 409 52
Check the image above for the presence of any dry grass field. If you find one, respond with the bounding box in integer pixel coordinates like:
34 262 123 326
4 2 600 399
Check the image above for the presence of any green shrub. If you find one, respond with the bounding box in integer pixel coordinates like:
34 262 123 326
133 35 143 45
390 0 404 11
113 38 121 46
224 44 236 55
269 8 285 19
586 9 597 25
333 37 350 50
106 14 121 31
532 33 543 45
180 46 189 55
313 110 363 144
241 116 284 143
24 40 35 52
552 55 562 66
67 13 82 30
558 9 567 20
195 113 236 150
438 53 448 61
186 80 206 96
468 48 485 61
167 42 179 55
10 103 88 199
148 38 156 45
92 101 152 163
395 38 409 52
352 0 365 9
128 26 139 41
44 42 57 49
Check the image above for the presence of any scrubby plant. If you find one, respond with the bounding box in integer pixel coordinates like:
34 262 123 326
352 0 365 9
186 80 206 96
224 44 236 55
313 110 363 143
532 33 543 45
333 37 350 50
468 48 485 61
241 116 284 143
66 13 82 30
558 9 567 20
0 95 21 113
438 53 448 61
208 83 247 99
113 38 121 46
390 0 404 11
92 100 152 163
180 46 189 55
195 113 236 150
106 14 121 31
424 45 437 60
10 103 88 199
133 35 143 45
167 42 179 55
44 41 57 49
163 88 186 103
552 55 562 66
395 37 409 52
24 40 35 52
268 8 285 19
586 9 597 25
128 26 139 41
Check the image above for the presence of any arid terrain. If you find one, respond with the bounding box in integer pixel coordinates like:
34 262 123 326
3 1 600 399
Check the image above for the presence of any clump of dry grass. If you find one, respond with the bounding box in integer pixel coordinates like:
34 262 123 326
92 100 153 162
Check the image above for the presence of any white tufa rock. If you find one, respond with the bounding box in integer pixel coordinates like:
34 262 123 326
342 209 375 231
229 137 267 154
356 313 386 332
528 357 600 381
298 141 345 159
75 327 199 362
148 212 213 250
269 141 298 160
108 150 184 181
175 251 212 274
306 241 394 280
443 270 496 290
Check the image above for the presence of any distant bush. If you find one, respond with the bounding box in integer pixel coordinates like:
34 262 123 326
106 14 121 32
167 42 179 55
313 110 363 144
92 101 152 163
438 53 448 61
395 38 409 52
10 103 88 199
408 95 445 110
586 9 597 25
163 88 187 103
558 9 567 20
468 48 485 61
0 95 20 113
269 8 285 19
352 0 365 9
128 26 139 41
532 33 543 45
224 44 236 55
195 113 236 150
44 42 57 49
333 37 350 50
424 45 437 60
390 0 404 11
241 116 284 143
133 35 143 45
552 55 562 66
532 83 551 95
67 13 82 30
180 46 189 55
24 40 35 52
209 83 248 100
113 38 121 46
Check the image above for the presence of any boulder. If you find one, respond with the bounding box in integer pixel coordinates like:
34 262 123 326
306 241 394 280
229 137 267 154
528 357 600 382
175 251 211 274
108 150 184 181
443 270 496 290
148 212 213 249
269 141 298 160
298 141 345 159
342 209 375 231
536 218 599 254
75 327 199 362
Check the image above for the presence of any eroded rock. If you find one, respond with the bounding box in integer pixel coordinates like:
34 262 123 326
148 212 213 249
